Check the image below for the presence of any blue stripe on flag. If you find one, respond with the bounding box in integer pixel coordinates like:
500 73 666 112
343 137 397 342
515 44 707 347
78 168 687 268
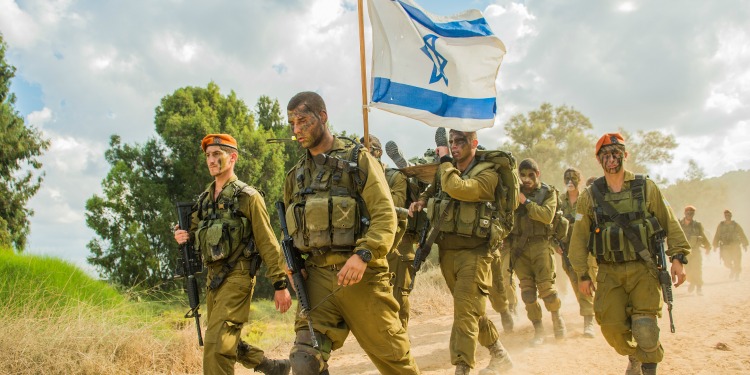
397 0 494 38
372 77 496 119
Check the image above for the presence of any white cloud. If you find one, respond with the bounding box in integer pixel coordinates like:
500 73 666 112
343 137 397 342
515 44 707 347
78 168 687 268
616 2 638 13
0 0 40 47
26 107 53 126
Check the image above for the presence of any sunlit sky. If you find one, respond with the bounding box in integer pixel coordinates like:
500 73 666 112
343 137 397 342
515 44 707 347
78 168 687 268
1 0 749 273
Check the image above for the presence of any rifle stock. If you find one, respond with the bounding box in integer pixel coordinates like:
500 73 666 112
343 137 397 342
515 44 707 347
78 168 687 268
275 201 319 349
654 232 676 333
175 202 204 346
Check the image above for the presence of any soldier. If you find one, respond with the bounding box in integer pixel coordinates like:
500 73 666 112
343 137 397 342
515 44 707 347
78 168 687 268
558 167 598 338
410 129 513 375
569 133 690 375
679 205 711 294
506 158 567 345
712 209 749 281
173 134 293 375
363 135 418 329
283 92 419 375
488 245 516 333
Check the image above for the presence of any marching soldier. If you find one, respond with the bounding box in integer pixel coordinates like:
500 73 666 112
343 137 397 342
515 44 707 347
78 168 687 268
679 205 711 294
712 209 749 281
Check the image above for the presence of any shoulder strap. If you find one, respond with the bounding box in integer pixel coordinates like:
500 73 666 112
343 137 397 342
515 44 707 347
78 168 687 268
534 183 549 205
590 180 659 269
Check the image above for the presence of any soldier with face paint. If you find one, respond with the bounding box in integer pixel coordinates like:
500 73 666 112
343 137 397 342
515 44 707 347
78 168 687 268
712 209 749 281
410 129 513 375
569 133 690 375
558 167 598 337
679 206 711 294
506 158 567 346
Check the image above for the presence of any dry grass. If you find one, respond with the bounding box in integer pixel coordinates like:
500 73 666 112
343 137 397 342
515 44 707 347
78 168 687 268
409 262 454 317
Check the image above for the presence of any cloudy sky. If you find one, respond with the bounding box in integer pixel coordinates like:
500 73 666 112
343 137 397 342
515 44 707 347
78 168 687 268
1 0 749 273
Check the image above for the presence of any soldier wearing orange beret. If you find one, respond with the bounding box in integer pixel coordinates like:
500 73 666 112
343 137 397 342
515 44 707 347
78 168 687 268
679 205 711 295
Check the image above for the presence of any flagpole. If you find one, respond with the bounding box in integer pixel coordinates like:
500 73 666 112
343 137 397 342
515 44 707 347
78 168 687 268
357 0 370 150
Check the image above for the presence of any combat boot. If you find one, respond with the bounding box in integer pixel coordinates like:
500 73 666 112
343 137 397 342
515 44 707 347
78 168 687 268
253 357 291 375
478 340 513 374
455 361 471 375
696 285 703 296
641 363 657 375
500 309 514 333
583 315 596 338
530 320 544 346
551 310 566 339
625 355 642 375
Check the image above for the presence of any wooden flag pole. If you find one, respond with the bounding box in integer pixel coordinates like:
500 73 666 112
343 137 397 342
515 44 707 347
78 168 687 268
357 0 370 150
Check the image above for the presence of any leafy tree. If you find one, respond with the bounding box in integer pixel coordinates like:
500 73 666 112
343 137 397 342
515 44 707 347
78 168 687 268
87 83 287 297
0 34 50 251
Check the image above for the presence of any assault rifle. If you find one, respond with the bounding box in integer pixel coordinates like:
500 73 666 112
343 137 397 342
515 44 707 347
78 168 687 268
275 201 319 349
410 201 455 289
654 232 675 333
175 202 204 346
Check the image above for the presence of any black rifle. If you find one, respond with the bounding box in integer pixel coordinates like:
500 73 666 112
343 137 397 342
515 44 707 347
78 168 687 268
556 238 573 271
175 202 204 346
410 201 455 289
654 232 675 333
275 201 319 349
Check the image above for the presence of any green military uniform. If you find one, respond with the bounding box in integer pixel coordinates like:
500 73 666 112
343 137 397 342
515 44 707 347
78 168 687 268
384 167 425 329
189 176 287 375
420 157 502 369
679 217 710 291
283 137 418 374
560 191 598 317
712 220 748 280
507 183 564 327
569 171 690 365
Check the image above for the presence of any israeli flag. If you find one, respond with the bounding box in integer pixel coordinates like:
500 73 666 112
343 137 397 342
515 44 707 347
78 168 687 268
368 0 506 131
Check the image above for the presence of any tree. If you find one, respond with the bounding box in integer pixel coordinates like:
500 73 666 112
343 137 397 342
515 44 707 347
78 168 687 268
0 34 50 251
86 83 287 295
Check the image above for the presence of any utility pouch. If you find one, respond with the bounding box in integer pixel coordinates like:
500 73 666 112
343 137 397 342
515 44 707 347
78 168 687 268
436 199 455 232
206 223 229 262
331 196 357 247
305 197 331 248
456 202 478 236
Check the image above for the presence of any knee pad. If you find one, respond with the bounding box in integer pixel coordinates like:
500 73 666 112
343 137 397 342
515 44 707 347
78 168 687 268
290 350 324 375
631 315 660 353
541 292 561 311
521 288 537 304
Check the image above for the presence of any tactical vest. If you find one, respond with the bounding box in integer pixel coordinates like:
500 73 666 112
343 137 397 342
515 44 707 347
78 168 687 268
679 219 703 242
194 180 255 265
588 175 663 263
285 138 368 255
385 168 427 234
510 183 557 240
426 160 495 240
718 221 740 245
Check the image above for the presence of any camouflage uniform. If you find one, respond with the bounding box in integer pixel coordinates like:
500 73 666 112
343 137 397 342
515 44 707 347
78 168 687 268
569 171 690 366
189 175 288 375
283 137 418 374
712 217 749 280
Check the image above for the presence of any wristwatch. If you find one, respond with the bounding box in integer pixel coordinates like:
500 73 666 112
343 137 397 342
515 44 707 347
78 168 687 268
524 198 531 205
355 249 373 263
273 280 288 290
669 253 688 265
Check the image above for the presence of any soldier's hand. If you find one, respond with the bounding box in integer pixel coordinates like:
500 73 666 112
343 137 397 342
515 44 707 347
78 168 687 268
578 280 595 297
436 146 450 158
174 226 189 245
518 191 527 204
408 201 425 217
555 246 563 255
274 288 292 313
671 259 687 287
337 255 367 286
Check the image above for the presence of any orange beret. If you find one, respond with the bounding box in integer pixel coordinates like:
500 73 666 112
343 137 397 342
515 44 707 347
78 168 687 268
724 209 732 215
595 133 625 155
684 205 696 211
201 134 238 151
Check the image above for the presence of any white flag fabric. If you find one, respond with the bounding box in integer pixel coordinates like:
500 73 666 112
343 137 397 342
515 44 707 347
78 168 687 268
368 0 506 131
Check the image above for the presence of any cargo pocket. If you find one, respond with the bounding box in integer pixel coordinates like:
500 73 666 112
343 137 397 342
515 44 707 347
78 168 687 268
436 200 455 232
206 223 229 262
305 197 331 248
331 196 357 247
456 202 477 236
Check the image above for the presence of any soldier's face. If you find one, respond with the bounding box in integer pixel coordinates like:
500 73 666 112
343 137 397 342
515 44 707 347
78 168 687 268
685 209 695 218
597 146 627 174
519 168 540 192
205 146 234 177
288 105 327 150
725 212 732 220
449 132 473 164
564 172 580 191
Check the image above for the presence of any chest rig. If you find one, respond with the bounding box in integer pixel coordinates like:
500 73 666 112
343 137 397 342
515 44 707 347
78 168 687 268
427 159 495 240
588 175 663 263
679 219 702 239
386 168 427 235
718 221 740 245
285 138 369 255
509 183 559 250
194 180 255 266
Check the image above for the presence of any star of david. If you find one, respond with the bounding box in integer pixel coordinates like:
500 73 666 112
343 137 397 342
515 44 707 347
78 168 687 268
420 34 448 86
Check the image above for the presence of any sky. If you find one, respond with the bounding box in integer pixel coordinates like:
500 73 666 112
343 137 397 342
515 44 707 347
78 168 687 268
1 0 749 274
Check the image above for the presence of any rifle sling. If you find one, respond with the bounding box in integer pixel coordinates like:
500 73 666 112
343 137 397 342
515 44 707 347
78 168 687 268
590 181 659 270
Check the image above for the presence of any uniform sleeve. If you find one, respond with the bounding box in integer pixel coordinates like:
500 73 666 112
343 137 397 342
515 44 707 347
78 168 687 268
712 224 721 248
569 188 594 280
418 173 438 203
697 223 711 250
389 171 408 208
356 152 397 260
241 192 286 283
738 224 749 247
439 162 497 202
646 180 690 257
526 187 557 225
